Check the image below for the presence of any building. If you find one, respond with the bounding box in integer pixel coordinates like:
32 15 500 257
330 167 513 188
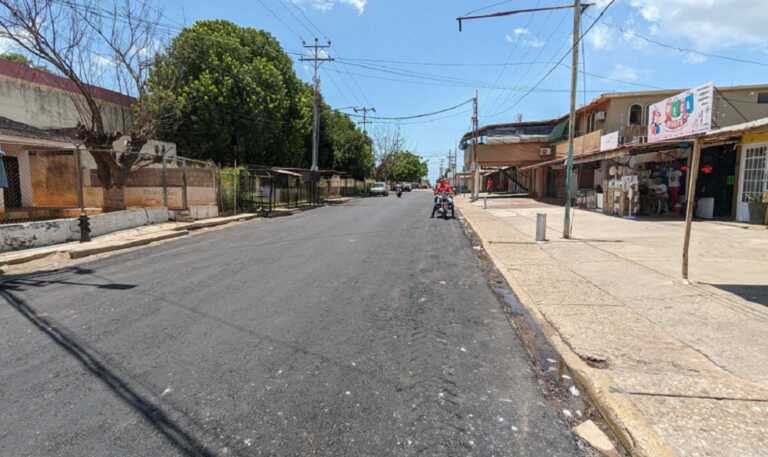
505 83 768 223
0 58 218 221
458 119 561 195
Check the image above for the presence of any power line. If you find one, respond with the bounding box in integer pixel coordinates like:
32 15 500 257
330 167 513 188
591 14 768 68
347 98 474 121
488 0 617 118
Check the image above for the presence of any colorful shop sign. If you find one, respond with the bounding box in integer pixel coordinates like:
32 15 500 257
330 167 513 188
648 82 714 143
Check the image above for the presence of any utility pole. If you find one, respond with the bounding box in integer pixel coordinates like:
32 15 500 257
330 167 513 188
471 90 480 201
562 0 582 239
457 1 590 234
300 38 334 172
353 106 376 134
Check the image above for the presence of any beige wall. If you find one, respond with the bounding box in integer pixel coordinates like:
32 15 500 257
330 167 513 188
475 142 549 167
0 75 131 132
575 87 768 138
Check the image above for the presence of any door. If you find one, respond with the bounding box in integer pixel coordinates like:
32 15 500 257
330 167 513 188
737 143 767 222
3 156 22 209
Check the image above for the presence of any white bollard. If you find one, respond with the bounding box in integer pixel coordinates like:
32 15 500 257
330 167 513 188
483 196 487 209
536 213 547 242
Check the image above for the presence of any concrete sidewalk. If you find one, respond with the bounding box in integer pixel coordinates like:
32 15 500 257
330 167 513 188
0 213 258 273
457 196 768 457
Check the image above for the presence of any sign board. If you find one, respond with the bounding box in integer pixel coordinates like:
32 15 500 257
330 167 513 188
600 131 619 151
648 82 714 143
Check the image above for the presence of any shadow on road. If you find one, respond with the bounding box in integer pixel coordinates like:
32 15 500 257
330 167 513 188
710 284 768 307
0 271 217 457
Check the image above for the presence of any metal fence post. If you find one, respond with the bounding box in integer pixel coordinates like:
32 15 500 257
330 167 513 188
181 158 189 211
161 154 168 208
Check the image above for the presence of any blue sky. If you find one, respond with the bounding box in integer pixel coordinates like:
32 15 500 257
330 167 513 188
9 0 767 182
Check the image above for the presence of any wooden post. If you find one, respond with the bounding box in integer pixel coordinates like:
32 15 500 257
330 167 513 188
682 137 702 280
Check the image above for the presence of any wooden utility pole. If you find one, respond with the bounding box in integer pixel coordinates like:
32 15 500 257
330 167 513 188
682 137 702 280
353 106 376 134
300 39 334 172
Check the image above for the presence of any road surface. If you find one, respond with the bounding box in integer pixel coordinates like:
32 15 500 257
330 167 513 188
0 192 586 456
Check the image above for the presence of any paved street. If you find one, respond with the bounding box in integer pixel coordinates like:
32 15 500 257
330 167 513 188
0 192 585 457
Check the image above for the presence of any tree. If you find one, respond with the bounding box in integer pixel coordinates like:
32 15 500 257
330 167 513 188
388 151 428 183
372 125 406 180
147 20 312 167
315 106 373 179
0 0 165 210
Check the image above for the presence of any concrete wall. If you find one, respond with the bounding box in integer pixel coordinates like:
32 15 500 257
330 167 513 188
0 74 131 132
0 207 169 252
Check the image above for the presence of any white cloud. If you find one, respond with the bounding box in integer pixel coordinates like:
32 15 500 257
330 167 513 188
91 54 114 69
628 0 768 51
587 24 613 49
610 64 639 82
513 27 529 35
0 37 15 54
683 52 707 65
300 0 366 14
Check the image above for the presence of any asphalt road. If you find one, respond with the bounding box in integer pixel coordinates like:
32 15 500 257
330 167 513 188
0 192 586 457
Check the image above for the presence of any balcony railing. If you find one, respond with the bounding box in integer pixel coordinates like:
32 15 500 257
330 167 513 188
555 129 602 157
621 124 648 145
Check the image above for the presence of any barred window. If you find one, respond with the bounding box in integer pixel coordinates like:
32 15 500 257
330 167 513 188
742 145 767 203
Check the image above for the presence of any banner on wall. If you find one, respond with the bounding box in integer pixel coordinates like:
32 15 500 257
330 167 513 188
647 82 714 143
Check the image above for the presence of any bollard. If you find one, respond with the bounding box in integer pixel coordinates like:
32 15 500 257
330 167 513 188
78 214 91 243
536 213 547 242
483 196 487 209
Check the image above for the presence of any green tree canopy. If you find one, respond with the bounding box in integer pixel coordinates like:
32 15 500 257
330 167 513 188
315 107 373 179
388 151 428 183
147 20 312 166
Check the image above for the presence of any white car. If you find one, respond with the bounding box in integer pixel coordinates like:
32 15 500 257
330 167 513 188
370 182 389 197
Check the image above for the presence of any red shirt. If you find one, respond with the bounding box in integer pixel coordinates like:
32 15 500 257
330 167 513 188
434 182 452 194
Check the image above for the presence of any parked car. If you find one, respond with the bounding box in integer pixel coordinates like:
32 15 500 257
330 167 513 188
370 182 389 197
403 183 413 192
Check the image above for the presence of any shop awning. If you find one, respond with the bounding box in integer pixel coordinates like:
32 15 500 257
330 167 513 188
548 119 568 142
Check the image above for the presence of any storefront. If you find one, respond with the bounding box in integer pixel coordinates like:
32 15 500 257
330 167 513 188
573 142 738 220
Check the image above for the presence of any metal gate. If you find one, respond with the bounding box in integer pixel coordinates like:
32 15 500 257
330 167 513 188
3 156 22 208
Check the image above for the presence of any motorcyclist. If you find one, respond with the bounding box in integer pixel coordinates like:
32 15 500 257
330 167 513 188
395 182 403 197
431 179 453 218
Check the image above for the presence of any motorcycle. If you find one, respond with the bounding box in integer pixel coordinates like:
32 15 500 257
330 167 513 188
435 192 454 219
396 188 403 198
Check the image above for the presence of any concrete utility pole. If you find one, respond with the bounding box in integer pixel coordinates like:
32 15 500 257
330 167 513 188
353 106 376 134
472 90 480 201
456 1 591 230
562 0 582 239
300 39 334 172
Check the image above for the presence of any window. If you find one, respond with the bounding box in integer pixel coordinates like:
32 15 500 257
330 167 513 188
586 112 596 133
757 93 768 104
628 104 643 125
742 144 767 203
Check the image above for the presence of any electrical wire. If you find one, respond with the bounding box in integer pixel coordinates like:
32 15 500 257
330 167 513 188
346 99 474 121
589 14 768 68
488 0 618 118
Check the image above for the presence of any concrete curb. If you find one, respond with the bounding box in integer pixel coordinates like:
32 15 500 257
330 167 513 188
173 214 259 231
68 231 189 259
0 250 59 266
457 204 678 457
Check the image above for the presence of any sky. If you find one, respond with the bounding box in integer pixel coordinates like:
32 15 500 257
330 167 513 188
6 0 767 183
